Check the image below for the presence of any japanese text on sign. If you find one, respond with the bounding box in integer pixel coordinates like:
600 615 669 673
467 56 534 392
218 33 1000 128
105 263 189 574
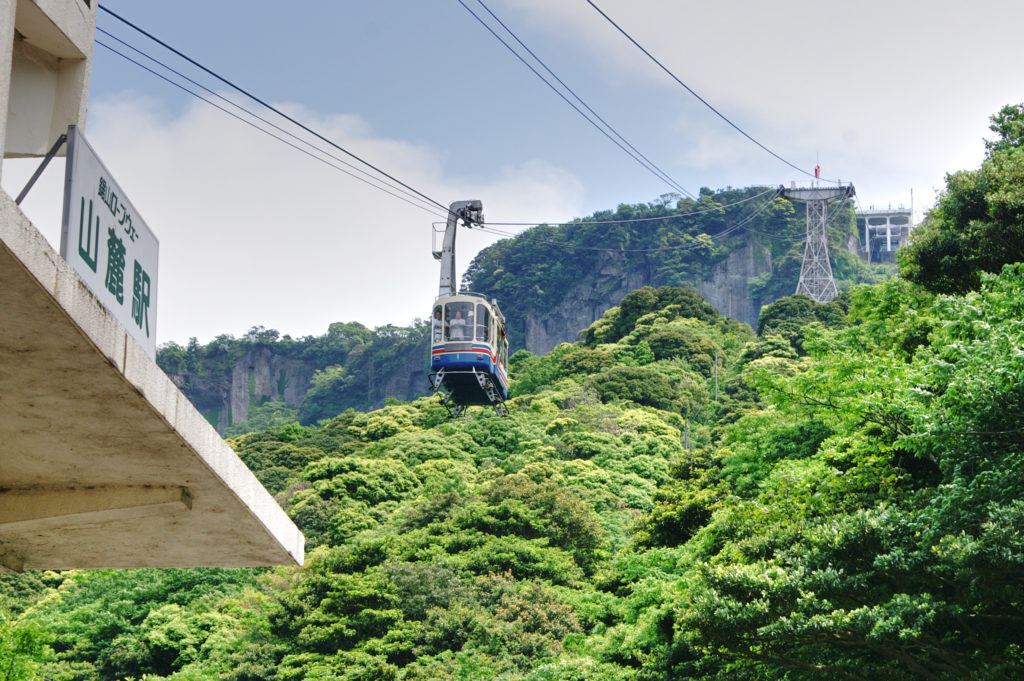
60 126 159 359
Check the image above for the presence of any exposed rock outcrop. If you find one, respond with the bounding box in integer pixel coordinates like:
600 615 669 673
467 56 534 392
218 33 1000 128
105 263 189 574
520 240 774 355
522 255 649 355
382 352 429 405
226 348 317 432
164 340 432 434
697 240 771 329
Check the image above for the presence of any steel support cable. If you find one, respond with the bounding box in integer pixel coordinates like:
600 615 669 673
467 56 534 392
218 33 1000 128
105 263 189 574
584 0 840 184
455 0 695 199
101 33 780 254
95 28 447 219
482 186 778 226
469 188 781 253
95 39 449 220
448 184 774 232
466 0 695 199
96 17 777 231
476 194 775 252
99 6 458 220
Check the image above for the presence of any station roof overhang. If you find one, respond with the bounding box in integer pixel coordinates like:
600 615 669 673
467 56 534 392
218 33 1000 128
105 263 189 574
0 190 304 572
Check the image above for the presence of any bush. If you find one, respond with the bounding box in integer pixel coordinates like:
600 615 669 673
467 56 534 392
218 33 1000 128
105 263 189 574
560 348 617 377
589 366 679 411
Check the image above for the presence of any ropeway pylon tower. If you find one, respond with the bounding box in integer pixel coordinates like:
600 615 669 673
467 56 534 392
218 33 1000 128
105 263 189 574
780 184 856 302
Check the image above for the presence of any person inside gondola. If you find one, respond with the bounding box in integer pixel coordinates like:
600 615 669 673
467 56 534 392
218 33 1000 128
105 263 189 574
432 307 444 342
449 309 467 340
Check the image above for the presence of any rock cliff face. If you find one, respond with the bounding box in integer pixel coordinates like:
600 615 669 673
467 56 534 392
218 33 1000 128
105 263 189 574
697 240 771 329
522 253 650 355
166 345 430 435
225 348 318 432
381 350 430 405
520 240 774 355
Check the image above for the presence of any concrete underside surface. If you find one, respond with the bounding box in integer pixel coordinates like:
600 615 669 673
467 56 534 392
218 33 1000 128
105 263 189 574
0 191 304 571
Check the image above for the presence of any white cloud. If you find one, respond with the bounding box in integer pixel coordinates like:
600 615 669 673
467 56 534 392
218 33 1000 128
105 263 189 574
498 0 1023 211
8 0 1021 347
3 92 585 344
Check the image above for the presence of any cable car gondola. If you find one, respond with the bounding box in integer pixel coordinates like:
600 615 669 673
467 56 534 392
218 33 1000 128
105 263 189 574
428 200 509 417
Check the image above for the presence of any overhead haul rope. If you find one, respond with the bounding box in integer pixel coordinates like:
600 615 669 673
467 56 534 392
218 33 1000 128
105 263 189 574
95 29 448 219
97 17 780 231
97 8 800 232
99 6 462 222
585 0 842 185
465 188 782 254
458 0 695 199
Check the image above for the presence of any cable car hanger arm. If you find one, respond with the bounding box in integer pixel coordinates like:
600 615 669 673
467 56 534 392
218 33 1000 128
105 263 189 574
434 200 484 297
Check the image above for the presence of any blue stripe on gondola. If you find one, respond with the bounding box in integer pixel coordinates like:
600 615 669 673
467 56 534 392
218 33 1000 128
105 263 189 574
432 353 508 395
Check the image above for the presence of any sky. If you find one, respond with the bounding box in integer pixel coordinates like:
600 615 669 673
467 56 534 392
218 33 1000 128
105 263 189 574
4 0 1023 345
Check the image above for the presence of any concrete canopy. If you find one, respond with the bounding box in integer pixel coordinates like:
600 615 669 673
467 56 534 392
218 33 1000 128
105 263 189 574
0 191 304 571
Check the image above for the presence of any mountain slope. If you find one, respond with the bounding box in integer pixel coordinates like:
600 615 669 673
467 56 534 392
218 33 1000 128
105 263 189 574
16 268 1024 681
9 103 1024 681
157 321 430 433
465 186 888 353
161 186 891 435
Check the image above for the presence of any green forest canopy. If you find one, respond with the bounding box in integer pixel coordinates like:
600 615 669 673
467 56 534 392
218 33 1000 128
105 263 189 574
464 185 888 343
4 104 1024 681
159 182 892 434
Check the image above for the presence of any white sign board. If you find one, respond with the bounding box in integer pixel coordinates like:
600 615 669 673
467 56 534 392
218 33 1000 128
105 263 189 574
60 126 159 358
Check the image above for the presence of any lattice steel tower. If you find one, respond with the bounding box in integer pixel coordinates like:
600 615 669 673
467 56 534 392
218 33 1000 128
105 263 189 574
780 184 856 302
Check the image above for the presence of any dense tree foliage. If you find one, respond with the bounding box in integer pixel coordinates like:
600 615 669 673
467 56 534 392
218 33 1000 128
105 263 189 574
7 107 1024 681
0 614 46 681
900 104 1024 293
9 266 1024 680
465 186 884 345
6 286 748 680
755 292 850 353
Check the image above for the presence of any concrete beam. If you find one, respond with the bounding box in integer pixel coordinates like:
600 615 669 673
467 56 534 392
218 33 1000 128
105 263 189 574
0 485 192 532
0 546 25 573
14 0 96 58
0 0 16 174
